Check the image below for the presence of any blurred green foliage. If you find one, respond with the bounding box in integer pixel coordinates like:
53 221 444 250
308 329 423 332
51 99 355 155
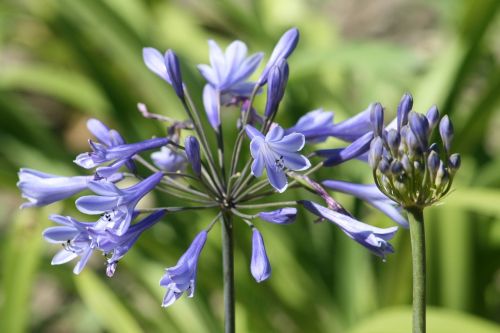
0 0 499 332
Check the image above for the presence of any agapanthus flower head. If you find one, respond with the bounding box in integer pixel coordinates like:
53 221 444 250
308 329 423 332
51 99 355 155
250 228 272 282
75 172 163 235
160 230 207 307
246 124 310 193
17 169 122 208
368 93 460 208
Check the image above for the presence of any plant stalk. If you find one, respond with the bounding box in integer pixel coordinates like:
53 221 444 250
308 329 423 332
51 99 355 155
408 207 426 333
221 213 235 333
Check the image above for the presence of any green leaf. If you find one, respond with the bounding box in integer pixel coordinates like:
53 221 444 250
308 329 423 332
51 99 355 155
0 209 47 333
75 270 143 333
348 306 500 333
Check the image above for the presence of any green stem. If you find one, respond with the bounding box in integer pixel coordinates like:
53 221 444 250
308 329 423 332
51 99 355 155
408 207 426 333
221 213 235 333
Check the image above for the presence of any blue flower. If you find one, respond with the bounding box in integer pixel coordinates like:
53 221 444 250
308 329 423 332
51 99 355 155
322 180 408 228
264 59 289 118
75 172 163 235
199 40 263 129
198 40 263 95
151 147 187 173
43 210 165 275
160 231 207 307
165 49 184 99
257 207 297 224
17 169 120 208
250 228 271 283
185 136 201 177
43 214 97 274
258 28 299 85
143 47 172 84
300 200 398 258
246 125 310 193
99 210 166 277
285 109 336 143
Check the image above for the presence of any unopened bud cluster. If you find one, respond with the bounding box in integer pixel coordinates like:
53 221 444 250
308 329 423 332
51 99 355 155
369 94 460 209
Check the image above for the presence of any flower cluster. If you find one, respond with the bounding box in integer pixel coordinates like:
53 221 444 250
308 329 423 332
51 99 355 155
368 94 460 208
17 28 419 310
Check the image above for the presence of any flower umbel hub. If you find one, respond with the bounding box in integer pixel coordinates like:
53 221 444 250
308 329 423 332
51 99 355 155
368 94 460 209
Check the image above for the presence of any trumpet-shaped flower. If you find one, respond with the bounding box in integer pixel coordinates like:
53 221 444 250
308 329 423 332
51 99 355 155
246 125 310 193
300 200 398 258
151 147 187 173
250 228 272 282
76 172 163 235
160 231 207 307
322 180 408 228
17 169 120 208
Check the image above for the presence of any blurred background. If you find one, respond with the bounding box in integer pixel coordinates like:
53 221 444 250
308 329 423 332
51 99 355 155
1 0 499 332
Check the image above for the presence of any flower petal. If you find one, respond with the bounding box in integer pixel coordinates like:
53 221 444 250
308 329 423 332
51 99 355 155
143 47 171 83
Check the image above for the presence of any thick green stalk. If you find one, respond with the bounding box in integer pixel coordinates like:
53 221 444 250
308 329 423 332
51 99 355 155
221 213 235 333
408 207 426 333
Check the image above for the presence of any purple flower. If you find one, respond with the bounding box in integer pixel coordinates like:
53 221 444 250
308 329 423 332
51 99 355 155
300 200 398 258
246 125 310 193
264 59 289 118
165 49 184 99
198 40 263 95
322 180 408 228
43 210 165 276
250 228 271 283
100 210 166 277
75 172 163 235
317 132 374 167
285 109 336 143
75 137 168 174
17 169 122 209
257 208 297 224
397 93 413 131
43 214 97 274
258 28 299 85
151 147 187 173
199 40 263 130
439 115 454 154
143 47 172 84
185 136 201 177
160 231 207 307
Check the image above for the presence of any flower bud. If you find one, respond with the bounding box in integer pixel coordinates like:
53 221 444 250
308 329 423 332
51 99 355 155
165 49 184 99
368 137 384 169
401 155 412 173
448 153 461 172
370 103 384 137
397 93 413 130
251 228 272 283
428 142 439 153
378 158 391 175
390 160 404 175
385 129 400 157
426 105 439 131
264 59 289 118
427 150 440 182
405 129 421 157
439 115 454 154
258 208 297 224
259 28 299 85
435 161 448 187
185 136 201 177
409 111 429 151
